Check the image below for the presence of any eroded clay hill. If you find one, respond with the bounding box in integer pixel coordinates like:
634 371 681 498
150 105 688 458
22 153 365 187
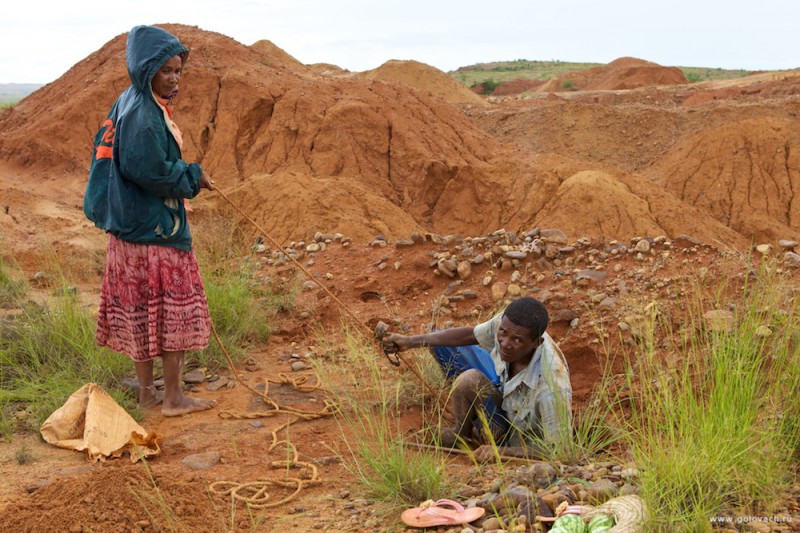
538 57 687 92
0 24 796 248
470 70 800 244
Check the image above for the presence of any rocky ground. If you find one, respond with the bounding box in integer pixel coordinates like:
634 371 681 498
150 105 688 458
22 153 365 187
2 222 799 531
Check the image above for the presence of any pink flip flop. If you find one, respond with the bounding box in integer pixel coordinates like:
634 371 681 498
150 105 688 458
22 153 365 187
401 499 485 528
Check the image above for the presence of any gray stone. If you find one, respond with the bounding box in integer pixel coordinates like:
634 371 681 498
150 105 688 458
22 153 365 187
26 480 53 493
181 451 221 470
121 377 140 394
585 478 619 504
784 251 800 266
531 462 558 488
778 239 798 250
183 369 207 384
505 250 528 260
482 517 503 530
438 258 458 277
291 361 308 372
206 376 230 392
575 269 608 283
540 229 568 244
598 296 617 309
410 232 426 244
634 239 651 252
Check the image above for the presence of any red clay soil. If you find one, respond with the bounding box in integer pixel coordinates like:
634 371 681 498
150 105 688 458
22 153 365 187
491 78 546 96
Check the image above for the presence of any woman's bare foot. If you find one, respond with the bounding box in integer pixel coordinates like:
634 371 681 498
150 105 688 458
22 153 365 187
139 387 165 409
161 395 216 417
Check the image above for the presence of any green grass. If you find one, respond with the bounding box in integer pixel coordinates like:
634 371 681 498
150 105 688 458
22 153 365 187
194 263 275 368
191 213 295 369
450 60 603 87
449 59 761 92
0 291 133 438
0 257 27 307
312 326 453 510
616 261 800 530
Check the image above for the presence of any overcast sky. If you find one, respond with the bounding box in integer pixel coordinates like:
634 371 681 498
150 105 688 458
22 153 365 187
1 0 798 84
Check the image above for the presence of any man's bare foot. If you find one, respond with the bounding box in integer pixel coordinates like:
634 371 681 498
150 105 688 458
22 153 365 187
161 396 216 417
139 388 165 409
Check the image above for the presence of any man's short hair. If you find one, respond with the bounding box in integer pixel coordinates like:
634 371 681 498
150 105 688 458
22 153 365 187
503 297 548 339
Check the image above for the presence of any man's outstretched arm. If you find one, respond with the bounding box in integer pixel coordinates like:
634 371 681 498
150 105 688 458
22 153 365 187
383 327 478 352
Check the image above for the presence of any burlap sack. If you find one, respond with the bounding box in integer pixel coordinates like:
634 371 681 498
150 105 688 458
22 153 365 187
40 383 161 462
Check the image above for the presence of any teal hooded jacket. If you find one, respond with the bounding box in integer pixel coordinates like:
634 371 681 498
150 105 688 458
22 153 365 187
83 25 202 251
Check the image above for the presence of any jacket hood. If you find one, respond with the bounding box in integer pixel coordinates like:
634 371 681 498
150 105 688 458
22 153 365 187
126 25 189 93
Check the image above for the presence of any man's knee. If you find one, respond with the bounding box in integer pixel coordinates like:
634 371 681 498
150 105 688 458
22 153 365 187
452 369 494 399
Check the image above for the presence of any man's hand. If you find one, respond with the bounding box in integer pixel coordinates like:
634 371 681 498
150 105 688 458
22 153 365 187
200 172 215 191
382 333 415 353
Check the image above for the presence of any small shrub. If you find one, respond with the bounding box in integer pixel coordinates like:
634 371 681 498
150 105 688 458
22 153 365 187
562 80 574 89
14 442 34 465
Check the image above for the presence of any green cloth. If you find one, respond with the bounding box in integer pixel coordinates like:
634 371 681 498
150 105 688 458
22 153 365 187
84 25 202 250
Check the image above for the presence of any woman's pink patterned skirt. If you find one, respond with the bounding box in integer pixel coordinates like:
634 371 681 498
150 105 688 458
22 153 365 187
96 235 211 362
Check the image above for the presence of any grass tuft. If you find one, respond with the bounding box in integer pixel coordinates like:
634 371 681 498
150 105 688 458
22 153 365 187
313 325 453 510
616 260 800 529
0 257 27 308
0 291 132 437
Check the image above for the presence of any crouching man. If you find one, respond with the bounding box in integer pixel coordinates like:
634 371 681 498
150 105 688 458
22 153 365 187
384 296 572 461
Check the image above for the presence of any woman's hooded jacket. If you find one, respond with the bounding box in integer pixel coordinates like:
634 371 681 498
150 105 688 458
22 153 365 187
84 25 202 250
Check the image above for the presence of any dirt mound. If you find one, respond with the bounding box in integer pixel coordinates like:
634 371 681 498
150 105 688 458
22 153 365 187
306 63 349 75
212 170 425 241
644 117 800 243
423 153 745 246
680 69 800 106
533 169 744 246
359 59 487 105
249 39 308 73
4 464 222 532
539 57 687 92
0 24 498 236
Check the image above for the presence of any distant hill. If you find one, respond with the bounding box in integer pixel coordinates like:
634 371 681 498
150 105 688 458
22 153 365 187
0 84 43 105
449 59 756 94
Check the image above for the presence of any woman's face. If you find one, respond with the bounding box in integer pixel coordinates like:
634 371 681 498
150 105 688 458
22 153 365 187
151 55 182 98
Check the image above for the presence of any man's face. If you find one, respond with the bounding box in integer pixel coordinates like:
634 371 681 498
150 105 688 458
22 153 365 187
151 55 182 98
496 315 541 365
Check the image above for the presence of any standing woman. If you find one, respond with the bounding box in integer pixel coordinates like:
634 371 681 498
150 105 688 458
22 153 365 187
84 25 215 417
